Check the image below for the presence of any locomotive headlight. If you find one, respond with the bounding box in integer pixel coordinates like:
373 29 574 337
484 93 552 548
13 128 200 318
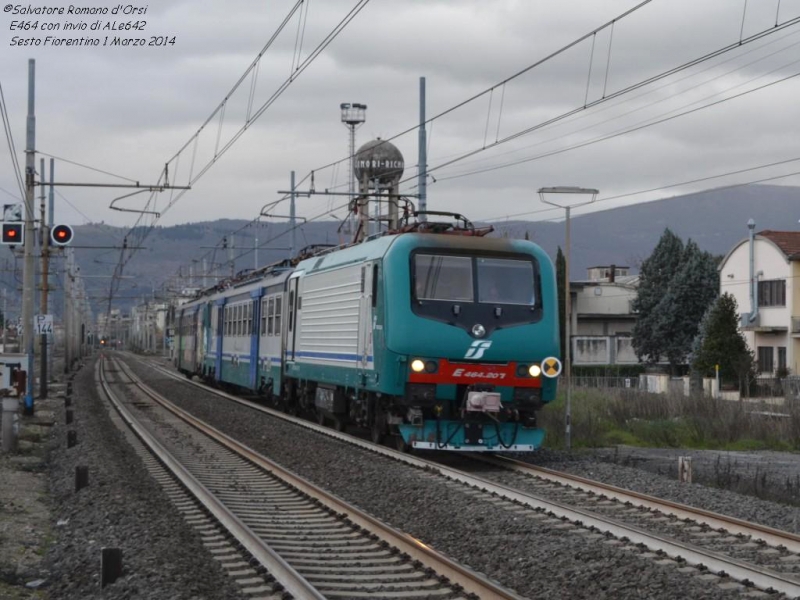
424 360 438 373
528 364 542 378
411 359 426 373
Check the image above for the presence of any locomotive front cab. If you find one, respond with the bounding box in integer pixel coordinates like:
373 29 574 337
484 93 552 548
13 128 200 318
384 235 560 451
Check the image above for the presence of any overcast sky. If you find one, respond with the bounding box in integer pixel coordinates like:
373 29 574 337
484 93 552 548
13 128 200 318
1 0 800 234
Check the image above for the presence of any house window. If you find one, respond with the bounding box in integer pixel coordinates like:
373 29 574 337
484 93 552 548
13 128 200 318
778 347 787 373
757 346 774 373
757 279 786 307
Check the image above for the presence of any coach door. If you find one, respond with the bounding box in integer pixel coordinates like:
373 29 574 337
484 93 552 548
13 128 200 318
285 274 301 362
357 263 375 370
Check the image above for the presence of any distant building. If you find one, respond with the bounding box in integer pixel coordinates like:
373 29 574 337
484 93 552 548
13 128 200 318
718 229 800 375
571 266 639 366
130 302 169 354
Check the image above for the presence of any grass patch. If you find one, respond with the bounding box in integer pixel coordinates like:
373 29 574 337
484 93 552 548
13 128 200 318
539 387 800 451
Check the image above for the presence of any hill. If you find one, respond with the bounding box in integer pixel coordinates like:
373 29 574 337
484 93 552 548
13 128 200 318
4 184 795 317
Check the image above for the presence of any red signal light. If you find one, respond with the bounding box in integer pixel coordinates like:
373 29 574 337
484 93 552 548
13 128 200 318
50 224 74 246
1 223 23 245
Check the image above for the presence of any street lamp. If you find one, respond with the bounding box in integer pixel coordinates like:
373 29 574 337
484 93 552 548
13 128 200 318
538 186 598 452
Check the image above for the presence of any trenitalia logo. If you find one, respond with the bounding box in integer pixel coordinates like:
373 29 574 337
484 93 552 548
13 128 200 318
464 340 492 359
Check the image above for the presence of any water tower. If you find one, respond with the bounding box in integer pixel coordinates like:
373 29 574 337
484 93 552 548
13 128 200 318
354 138 405 240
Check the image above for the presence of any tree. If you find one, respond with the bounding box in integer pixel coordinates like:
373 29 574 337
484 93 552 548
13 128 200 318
556 246 566 355
632 229 684 364
692 293 755 389
654 240 719 372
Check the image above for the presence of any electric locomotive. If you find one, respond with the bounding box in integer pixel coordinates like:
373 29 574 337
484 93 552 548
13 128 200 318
175 213 560 451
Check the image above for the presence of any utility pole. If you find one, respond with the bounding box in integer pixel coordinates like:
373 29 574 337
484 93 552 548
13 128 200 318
63 249 70 372
22 58 36 415
39 157 49 399
2 289 6 350
47 157 54 380
290 170 296 258
418 77 427 219
538 187 598 452
229 235 235 277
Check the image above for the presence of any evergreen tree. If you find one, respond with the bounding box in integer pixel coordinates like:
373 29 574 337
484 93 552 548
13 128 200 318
632 229 684 363
692 293 754 385
556 247 566 355
654 240 719 371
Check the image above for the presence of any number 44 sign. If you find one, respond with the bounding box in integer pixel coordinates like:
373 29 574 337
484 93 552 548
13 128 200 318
34 314 53 335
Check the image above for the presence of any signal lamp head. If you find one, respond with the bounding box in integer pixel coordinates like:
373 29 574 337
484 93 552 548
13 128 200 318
411 359 425 373
528 364 542 378
50 224 74 246
1 223 23 245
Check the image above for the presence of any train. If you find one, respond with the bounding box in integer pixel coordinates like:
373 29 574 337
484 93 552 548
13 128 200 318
174 212 561 451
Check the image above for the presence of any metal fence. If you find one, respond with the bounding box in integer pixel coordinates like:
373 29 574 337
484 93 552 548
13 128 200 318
750 377 785 398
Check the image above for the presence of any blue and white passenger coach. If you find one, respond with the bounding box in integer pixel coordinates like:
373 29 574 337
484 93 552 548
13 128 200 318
176 225 560 451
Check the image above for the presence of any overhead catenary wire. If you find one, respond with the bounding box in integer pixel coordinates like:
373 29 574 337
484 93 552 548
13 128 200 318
433 66 800 184
426 28 800 177
104 1 369 312
0 80 26 201
484 160 800 224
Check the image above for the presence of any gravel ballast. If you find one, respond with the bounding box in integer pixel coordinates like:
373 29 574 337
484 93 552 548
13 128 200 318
45 359 247 600
123 355 779 600
512 448 800 534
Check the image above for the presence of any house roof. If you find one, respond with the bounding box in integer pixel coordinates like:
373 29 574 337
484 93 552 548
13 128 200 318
758 230 800 260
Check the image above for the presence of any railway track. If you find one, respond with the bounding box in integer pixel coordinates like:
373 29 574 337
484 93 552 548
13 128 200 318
132 354 800 598
99 355 524 600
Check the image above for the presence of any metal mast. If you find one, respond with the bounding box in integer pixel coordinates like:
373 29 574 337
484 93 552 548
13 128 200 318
340 102 367 209
22 59 36 415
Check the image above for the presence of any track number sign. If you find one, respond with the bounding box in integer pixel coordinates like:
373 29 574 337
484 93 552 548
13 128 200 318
34 314 53 335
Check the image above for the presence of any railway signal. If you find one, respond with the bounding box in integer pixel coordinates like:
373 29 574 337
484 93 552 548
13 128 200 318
51 224 74 246
1 222 23 245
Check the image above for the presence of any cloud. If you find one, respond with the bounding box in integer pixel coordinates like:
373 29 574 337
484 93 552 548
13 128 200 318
0 0 798 235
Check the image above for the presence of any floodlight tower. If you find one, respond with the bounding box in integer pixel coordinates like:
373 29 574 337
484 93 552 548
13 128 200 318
340 103 367 200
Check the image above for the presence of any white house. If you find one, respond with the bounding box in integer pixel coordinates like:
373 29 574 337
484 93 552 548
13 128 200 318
718 227 800 376
571 266 639 365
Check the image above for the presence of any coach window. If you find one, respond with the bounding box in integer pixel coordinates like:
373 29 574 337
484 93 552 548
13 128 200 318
288 291 295 333
239 305 244 336
267 297 275 335
224 308 228 336
274 296 283 335
247 303 253 335
260 299 267 336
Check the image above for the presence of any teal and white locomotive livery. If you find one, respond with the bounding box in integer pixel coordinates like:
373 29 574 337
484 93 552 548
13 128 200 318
175 218 560 451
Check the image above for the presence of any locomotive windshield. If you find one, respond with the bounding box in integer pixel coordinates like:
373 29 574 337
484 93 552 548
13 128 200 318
413 254 535 305
414 255 473 301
